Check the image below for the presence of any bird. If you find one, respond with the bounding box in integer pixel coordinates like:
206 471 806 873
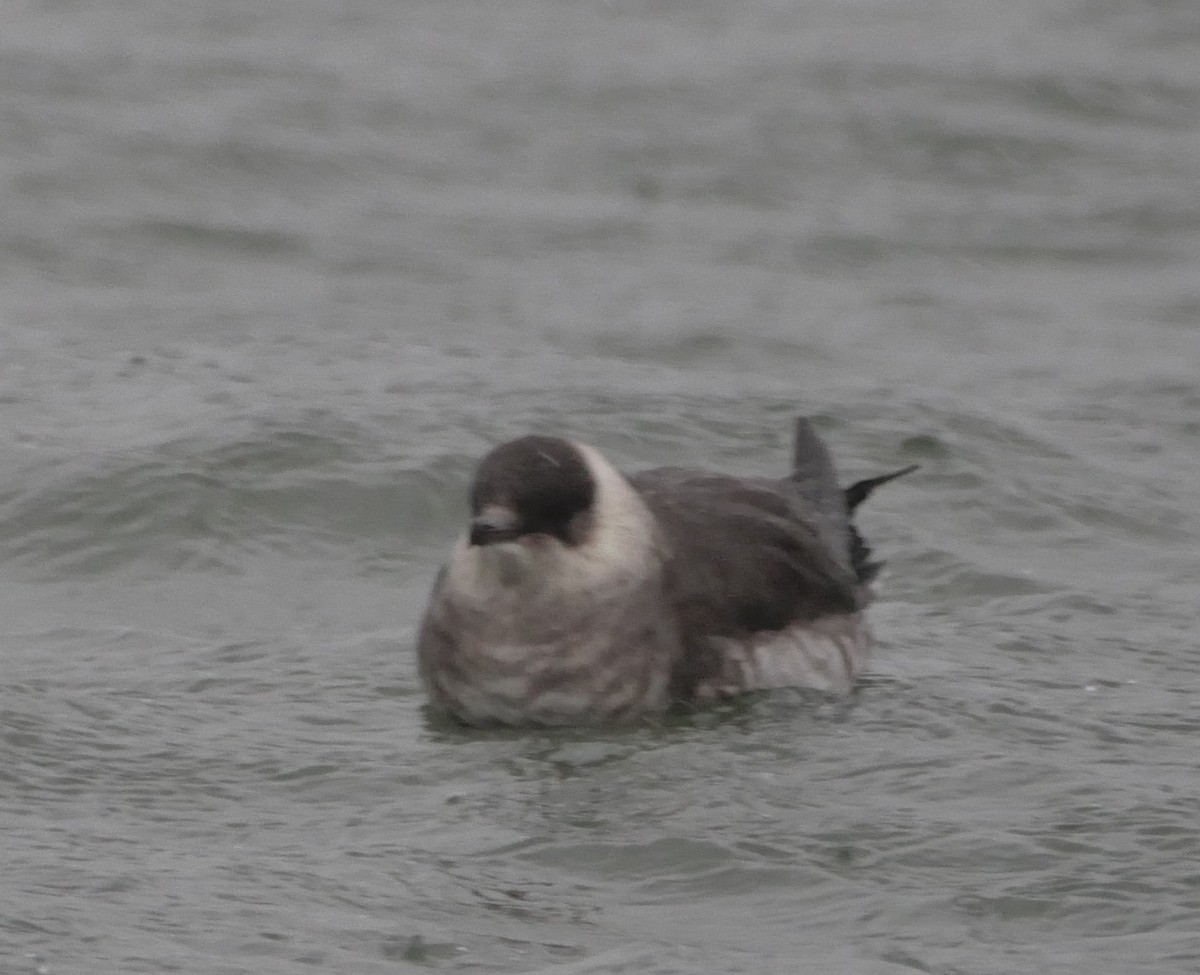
416 417 915 727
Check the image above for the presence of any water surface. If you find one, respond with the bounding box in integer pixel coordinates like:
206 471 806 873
3 1 1199 972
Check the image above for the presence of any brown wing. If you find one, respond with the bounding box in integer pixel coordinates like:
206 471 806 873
628 468 862 700
630 470 861 630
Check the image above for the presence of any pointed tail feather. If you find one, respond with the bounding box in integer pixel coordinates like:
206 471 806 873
844 464 916 584
844 465 919 512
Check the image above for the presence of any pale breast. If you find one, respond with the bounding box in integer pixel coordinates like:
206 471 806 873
425 634 675 726
419 581 681 727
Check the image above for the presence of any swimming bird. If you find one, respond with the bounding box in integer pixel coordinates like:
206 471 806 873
417 418 914 727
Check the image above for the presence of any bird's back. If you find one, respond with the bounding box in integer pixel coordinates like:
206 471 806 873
627 419 883 699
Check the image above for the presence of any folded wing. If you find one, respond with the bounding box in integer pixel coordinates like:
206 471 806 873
628 418 912 699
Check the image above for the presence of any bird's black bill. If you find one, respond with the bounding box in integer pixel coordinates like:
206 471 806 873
469 510 522 546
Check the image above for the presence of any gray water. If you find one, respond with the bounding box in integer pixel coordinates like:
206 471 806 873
3 1 1199 972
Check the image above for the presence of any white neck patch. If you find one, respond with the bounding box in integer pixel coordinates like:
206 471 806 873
446 440 659 601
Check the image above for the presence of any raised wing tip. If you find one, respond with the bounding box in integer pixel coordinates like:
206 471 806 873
790 417 834 473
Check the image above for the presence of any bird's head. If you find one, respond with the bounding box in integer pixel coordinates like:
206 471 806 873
451 434 656 593
467 435 597 551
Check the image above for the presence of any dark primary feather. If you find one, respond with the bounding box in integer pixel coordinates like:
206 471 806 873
844 465 920 512
843 464 918 582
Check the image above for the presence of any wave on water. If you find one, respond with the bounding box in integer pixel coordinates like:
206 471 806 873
0 422 473 581
1 390 1190 622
